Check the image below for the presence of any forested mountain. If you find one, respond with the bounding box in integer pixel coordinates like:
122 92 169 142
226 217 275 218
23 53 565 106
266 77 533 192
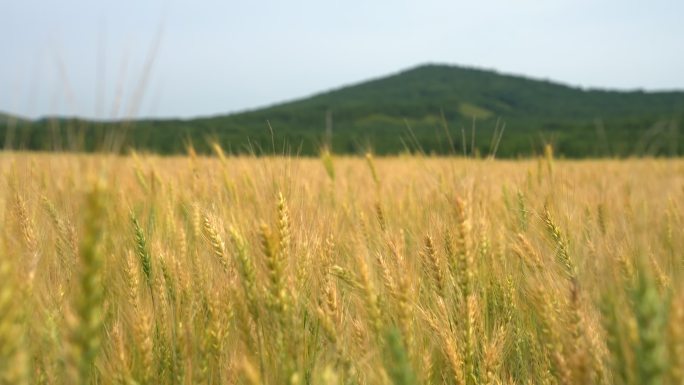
2 64 683 157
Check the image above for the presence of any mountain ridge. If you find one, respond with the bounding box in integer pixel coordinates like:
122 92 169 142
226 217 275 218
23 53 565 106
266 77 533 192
1 64 683 157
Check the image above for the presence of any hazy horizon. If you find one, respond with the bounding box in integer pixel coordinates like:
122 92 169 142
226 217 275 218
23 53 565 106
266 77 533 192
3 0 684 120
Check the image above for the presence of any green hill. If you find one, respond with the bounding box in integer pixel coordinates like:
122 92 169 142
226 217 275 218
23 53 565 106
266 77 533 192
2 64 684 157
0 112 28 126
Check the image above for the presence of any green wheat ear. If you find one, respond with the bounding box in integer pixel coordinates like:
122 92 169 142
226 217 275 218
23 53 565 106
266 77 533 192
365 152 380 186
72 181 107 385
384 328 417 385
321 148 335 181
632 259 668 385
0 250 29 384
131 213 153 289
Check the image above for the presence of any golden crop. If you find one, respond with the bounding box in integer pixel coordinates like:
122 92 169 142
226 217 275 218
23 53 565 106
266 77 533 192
0 151 683 384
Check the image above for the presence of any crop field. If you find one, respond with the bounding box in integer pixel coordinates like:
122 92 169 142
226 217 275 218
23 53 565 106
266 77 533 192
1 151 683 384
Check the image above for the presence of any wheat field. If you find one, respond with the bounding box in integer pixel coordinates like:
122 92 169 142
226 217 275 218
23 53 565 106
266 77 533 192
0 150 683 385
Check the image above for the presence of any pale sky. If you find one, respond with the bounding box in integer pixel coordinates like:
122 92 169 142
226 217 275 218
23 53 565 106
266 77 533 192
2 0 683 120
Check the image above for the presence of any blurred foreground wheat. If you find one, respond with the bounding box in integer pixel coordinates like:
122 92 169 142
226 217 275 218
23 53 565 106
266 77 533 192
0 151 683 385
